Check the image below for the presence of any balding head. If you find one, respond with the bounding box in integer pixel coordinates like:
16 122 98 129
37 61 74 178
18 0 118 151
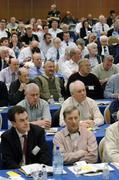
9 58 19 72
30 40 39 49
70 48 82 63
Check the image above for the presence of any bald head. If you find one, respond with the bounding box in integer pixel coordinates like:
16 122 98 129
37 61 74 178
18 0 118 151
30 40 39 49
9 58 19 72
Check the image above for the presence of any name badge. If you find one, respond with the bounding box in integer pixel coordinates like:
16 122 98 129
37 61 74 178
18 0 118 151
32 146 40 155
88 86 94 90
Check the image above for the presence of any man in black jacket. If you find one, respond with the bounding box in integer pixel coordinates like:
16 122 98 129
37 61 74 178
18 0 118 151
66 58 103 99
1 105 51 169
0 81 8 106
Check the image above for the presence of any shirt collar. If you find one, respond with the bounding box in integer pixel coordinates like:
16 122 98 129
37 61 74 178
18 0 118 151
26 99 40 109
63 126 80 137
15 128 28 138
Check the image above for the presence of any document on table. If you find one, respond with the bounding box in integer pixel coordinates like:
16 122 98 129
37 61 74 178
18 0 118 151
46 127 58 135
68 161 114 175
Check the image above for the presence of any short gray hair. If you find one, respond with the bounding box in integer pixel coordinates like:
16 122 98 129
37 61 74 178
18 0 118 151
63 106 80 120
103 55 114 62
25 83 39 95
69 80 85 95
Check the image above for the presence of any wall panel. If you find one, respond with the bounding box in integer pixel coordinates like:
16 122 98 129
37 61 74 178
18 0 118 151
0 0 118 22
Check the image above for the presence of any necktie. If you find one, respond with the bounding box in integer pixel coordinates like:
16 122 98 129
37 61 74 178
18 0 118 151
2 60 7 69
12 72 16 82
22 135 28 164
66 41 69 46
102 24 104 31
56 49 60 60
36 67 41 75
103 46 108 55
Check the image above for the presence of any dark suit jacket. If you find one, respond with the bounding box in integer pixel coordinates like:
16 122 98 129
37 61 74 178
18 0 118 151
8 79 35 105
80 27 92 39
1 124 51 169
0 81 8 106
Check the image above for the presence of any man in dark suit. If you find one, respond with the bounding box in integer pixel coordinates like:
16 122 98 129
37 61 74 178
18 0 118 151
0 81 8 106
1 105 51 169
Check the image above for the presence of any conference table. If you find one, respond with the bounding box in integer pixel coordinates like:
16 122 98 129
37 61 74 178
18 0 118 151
0 99 112 129
0 164 119 180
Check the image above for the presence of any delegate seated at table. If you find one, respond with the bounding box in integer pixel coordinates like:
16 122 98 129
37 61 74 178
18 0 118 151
18 83 51 129
53 106 98 164
35 60 65 102
103 111 119 163
1 105 51 169
60 80 104 128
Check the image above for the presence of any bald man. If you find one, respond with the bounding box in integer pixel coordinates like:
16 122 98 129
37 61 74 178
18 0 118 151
0 58 19 87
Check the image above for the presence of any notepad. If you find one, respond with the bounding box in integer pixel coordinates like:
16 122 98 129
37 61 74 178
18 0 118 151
68 161 114 175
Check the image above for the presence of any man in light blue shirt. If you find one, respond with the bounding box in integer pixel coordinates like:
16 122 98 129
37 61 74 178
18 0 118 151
104 73 119 99
18 83 51 129
28 52 44 79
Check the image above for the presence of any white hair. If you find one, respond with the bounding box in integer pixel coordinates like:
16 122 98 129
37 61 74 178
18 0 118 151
69 80 85 95
87 42 97 49
25 83 39 95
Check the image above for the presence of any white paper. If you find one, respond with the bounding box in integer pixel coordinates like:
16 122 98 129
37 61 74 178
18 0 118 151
68 161 114 175
46 128 58 135
21 163 53 175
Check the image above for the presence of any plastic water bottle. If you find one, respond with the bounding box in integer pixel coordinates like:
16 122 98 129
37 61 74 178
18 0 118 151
58 96 64 104
53 145 63 175
49 95 55 105
42 165 47 180
103 163 110 180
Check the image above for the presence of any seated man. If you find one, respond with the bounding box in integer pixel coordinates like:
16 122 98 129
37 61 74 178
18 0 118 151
104 99 119 124
1 105 51 169
60 80 104 127
18 83 51 129
8 67 34 105
92 55 119 90
35 60 65 101
103 111 119 162
0 57 19 89
104 73 119 99
53 106 98 164
28 52 43 79
67 58 103 99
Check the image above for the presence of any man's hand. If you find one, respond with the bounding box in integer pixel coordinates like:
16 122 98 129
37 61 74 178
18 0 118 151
31 119 51 129
80 120 95 128
19 83 27 91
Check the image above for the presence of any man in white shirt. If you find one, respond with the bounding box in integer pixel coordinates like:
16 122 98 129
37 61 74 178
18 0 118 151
60 80 104 127
92 15 110 35
61 31 77 50
39 33 52 59
49 20 62 38
60 48 82 85
46 37 64 61
18 40 41 64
